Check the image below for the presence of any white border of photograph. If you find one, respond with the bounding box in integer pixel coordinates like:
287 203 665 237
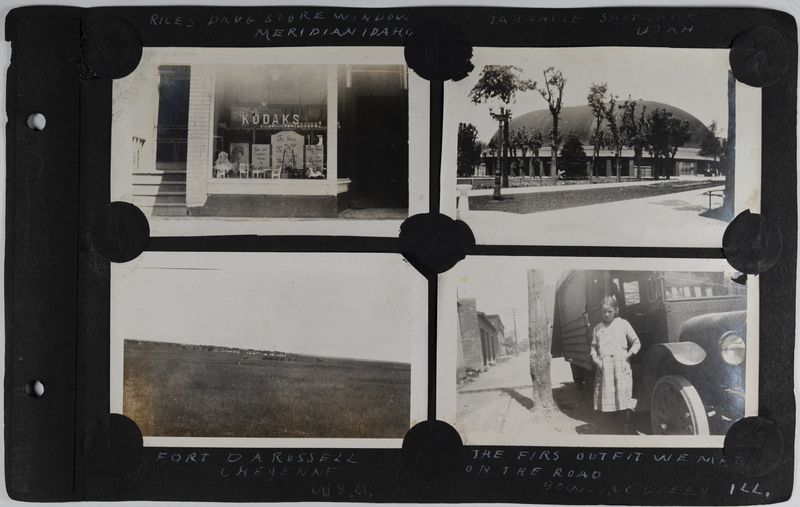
110 252 427 448
441 47 761 247
437 256 758 448
111 46 428 237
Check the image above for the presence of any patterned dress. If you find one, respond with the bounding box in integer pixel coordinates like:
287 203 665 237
590 318 641 412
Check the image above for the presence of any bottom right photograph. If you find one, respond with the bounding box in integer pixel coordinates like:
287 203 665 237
443 257 756 447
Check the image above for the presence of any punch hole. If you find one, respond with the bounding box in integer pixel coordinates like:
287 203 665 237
724 417 784 477
729 26 791 88
399 213 475 277
722 210 782 275
82 414 144 478
26 113 46 131
82 18 143 79
401 420 463 480
24 380 44 398
89 202 150 263
404 20 474 82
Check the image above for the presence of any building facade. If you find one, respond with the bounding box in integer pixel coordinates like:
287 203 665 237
457 298 505 370
479 101 721 180
476 312 499 366
486 314 506 356
112 48 420 218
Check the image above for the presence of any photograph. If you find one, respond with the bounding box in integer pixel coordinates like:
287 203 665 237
438 256 757 448
443 47 761 247
110 252 427 447
111 47 430 237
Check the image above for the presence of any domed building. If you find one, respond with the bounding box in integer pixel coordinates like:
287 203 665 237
485 101 720 179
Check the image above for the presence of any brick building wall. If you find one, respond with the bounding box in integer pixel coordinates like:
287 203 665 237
458 299 483 370
487 315 505 356
478 314 497 364
186 65 214 208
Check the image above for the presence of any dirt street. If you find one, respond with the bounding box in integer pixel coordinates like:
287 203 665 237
457 351 651 439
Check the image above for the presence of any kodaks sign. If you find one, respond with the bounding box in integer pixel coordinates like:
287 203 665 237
231 104 324 128
243 112 300 126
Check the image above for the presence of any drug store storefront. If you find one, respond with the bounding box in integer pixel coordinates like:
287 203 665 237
112 48 414 218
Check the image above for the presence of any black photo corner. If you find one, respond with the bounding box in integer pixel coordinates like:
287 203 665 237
2 0 798 505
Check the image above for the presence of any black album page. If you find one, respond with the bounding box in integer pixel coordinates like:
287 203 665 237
3 1 797 505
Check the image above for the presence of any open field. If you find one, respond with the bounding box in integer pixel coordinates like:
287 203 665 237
123 340 410 439
469 180 720 215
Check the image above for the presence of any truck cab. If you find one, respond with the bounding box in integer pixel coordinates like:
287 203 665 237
551 270 747 435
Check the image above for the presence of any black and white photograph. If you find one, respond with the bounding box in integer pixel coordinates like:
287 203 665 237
110 252 427 447
443 47 761 247
111 47 430 237
438 256 757 447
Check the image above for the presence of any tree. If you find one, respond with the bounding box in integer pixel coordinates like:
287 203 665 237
469 66 536 187
587 83 609 179
559 131 588 177
457 122 482 176
504 332 517 354
604 93 624 182
699 120 724 174
665 115 692 178
475 140 487 174
528 270 557 412
527 127 545 177
468 65 536 105
508 128 519 176
643 108 670 179
536 67 567 181
487 137 498 157
620 100 648 179
644 108 691 179
510 126 530 176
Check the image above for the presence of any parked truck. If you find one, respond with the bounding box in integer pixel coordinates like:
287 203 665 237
551 270 748 435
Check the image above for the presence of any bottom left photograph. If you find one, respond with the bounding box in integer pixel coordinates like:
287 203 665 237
110 252 427 447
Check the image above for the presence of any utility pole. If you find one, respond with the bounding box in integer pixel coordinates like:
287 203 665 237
511 308 519 356
528 270 556 411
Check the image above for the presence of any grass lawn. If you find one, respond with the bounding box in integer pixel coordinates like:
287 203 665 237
469 180 721 215
123 340 411 439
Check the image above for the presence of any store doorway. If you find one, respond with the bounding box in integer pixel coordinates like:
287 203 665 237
350 95 409 209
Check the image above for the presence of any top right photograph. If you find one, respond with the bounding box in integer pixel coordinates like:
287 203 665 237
443 47 761 248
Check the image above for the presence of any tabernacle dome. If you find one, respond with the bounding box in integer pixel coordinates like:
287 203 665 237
496 101 712 148
482 101 719 179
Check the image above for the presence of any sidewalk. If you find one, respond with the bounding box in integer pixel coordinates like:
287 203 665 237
456 351 649 443
467 176 725 197
457 351 577 438
462 185 728 247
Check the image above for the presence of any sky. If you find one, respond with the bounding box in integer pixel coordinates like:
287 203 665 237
111 252 426 363
1 1 795 506
454 257 563 339
452 257 741 340
447 47 733 144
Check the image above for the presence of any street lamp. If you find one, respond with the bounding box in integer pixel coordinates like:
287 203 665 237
489 106 512 200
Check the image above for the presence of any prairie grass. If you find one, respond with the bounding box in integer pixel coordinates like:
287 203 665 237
123 340 410 438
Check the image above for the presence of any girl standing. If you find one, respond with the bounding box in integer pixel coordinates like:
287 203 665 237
590 296 641 431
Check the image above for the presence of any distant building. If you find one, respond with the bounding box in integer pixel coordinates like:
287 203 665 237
477 312 500 366
481 101 720 179
457 298 504 370
486 314 506 355
457 305 466 382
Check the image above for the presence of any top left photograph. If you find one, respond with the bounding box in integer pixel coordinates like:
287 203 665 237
110 46 429 237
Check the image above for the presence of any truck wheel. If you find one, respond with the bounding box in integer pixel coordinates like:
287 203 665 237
650 375 710 435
